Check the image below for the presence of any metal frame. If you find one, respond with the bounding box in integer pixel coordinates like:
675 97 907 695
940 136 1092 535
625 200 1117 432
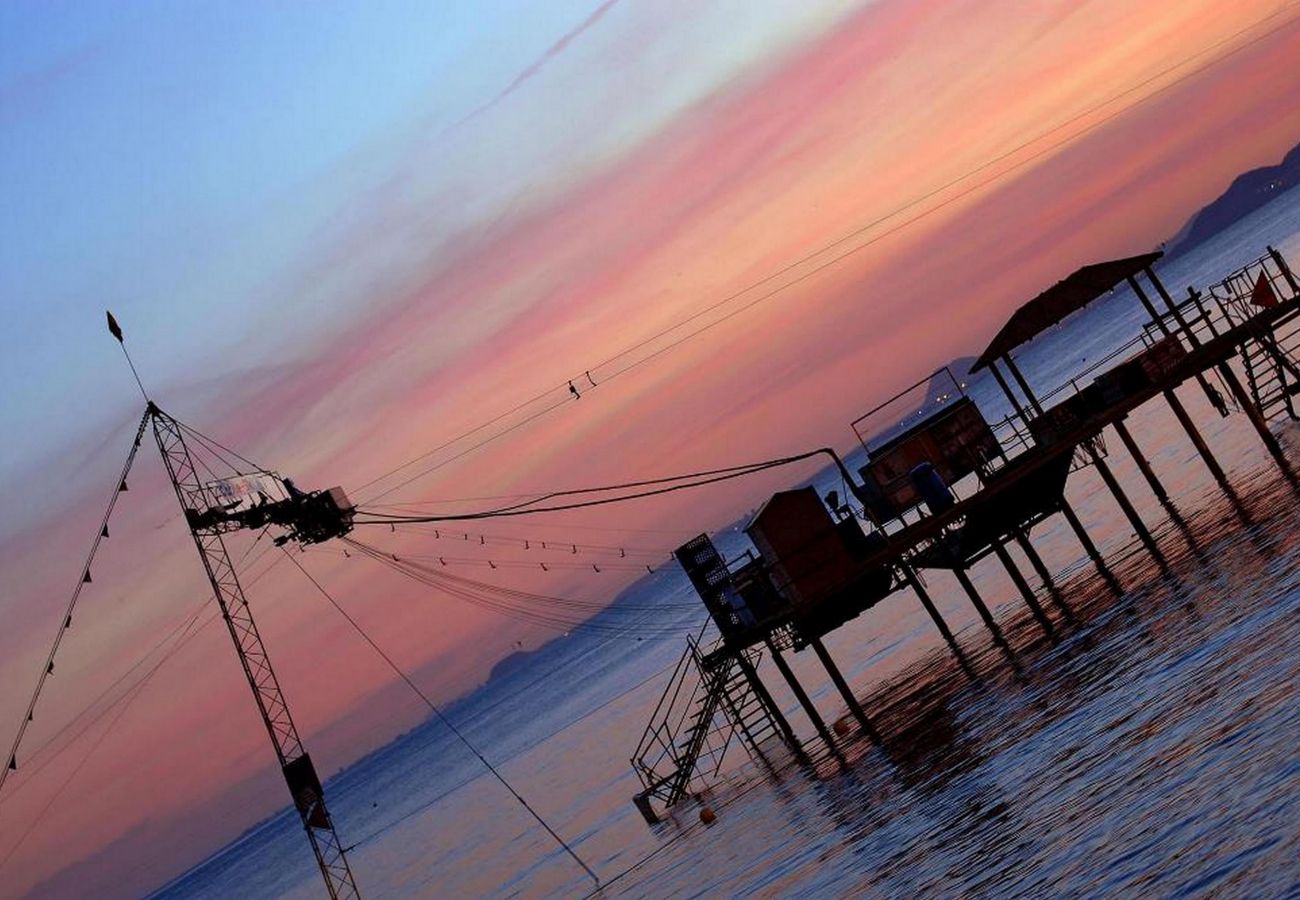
150 404 359 899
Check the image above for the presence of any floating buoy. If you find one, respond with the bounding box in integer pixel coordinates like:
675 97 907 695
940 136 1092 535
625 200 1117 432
833 717 851 737
699 806 716 825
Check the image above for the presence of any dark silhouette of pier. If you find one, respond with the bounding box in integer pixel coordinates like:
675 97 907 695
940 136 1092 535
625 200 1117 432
631 245 1300 823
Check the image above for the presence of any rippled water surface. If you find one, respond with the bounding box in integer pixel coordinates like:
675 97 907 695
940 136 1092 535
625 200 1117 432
162 195 1300 899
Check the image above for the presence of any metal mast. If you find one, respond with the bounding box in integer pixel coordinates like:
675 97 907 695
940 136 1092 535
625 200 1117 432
148 403 360 899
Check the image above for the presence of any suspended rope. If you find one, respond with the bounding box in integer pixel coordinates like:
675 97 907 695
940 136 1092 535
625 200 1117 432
353 449 829 524
1 408 151 793
282 550 602 887
0 537 281 806
375 522 672 559
344 539 701 636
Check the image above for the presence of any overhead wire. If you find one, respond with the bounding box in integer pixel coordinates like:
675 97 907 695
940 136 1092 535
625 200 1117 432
0 409 151 794
353 2 1300 507
344 539 702 636
0 533 282 868
282 549 602 887
353 450 829 524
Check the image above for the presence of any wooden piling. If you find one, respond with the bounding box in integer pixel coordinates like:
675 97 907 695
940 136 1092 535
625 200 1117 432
765 639 838 753
952 566 999 633
1112 419 1170 503
1012 527 1076 621
992 541 1056 635
1086 447 1168 568
809 637 880 744
1163 388 1229 488
1058 499 1122 593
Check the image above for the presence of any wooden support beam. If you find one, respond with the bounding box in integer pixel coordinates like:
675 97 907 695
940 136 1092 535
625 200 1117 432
1186 287 1220 338
1003 354 1044 416
809 637 880 744
952 566 999 633
989 359 1030 423
1164 388 1229 488
1059 499 1122 593
992 541 1056 635
1269 245 1300 296
1142 267 1199 347
1087 446 1168 569
1012 527 1076 622
1112 420 1169 503
1129 274 1169 333
764 639 838 753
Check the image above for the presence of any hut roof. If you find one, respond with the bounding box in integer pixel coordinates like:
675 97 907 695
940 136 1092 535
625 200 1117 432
971 252 1163 371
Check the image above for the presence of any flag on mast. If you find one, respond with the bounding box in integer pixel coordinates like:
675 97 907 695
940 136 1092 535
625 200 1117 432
106 310 124 342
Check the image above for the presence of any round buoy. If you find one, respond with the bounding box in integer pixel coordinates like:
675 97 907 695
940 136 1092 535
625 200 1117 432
833 717 851 736
699 806 717 825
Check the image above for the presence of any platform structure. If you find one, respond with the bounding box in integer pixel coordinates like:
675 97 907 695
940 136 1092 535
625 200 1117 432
630 245 1300 824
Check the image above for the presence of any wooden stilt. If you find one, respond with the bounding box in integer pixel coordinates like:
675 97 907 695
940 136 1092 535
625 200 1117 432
952 566 998 633
1012 527 1076 621
1059 499 1122 593
902 565 956 646
992 541 1056 635
809 637 880 744
1087 446 1167 568
1113 420 1169 503
903 565 978 678
765 639 837 753
1164 388 1229 488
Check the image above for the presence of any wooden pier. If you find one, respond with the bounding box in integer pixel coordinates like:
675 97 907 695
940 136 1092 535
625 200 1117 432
630 246 1300 823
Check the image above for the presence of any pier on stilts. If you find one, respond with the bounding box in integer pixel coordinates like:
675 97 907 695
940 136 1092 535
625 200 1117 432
630 245 1300 824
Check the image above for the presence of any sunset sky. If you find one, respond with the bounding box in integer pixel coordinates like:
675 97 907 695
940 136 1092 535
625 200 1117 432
3 0 1300 894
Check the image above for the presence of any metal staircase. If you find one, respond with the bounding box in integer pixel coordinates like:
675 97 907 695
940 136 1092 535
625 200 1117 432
630 635 785 823
1212 253 1300 424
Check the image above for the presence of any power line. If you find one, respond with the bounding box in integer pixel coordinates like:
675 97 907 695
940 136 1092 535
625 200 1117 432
354 449 828 524
352 2 1300 505
282 550 602 887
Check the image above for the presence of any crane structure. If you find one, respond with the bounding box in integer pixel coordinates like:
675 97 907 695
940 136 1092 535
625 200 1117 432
148 402 361 899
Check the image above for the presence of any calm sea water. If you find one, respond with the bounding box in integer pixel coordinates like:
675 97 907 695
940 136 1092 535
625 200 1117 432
157 190 1300 899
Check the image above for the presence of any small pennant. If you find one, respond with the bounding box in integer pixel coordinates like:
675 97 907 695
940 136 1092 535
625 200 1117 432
1251 271 1279 308
102 525 110 538
118 479 129 492
65 615 72 628
106 310 124 342
8 756 15 771
83 571 93 584
47 662 54 674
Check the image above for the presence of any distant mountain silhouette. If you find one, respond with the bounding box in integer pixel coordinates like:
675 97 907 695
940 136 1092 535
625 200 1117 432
1167 140 1300 257
485 648 538 684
